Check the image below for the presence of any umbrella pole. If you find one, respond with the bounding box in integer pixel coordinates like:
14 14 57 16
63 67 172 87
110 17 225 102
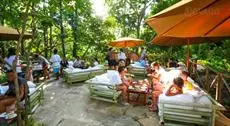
186 38 191 71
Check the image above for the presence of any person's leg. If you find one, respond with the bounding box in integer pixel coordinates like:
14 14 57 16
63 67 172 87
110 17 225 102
151 91 162 111
0 97 17 113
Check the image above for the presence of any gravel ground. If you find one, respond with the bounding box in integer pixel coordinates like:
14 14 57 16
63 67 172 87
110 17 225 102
33 78 159 126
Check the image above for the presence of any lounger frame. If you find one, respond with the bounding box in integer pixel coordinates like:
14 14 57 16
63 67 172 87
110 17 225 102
158 100 216 126
88 82 121 103
63 69 105 84
128 66 146 77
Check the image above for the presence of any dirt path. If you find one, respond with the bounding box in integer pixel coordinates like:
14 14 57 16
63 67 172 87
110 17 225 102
33 78 159 126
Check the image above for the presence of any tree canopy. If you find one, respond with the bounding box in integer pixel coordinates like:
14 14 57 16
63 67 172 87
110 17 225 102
0 0 229 73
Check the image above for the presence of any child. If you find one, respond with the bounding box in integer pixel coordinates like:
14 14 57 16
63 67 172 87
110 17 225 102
165 77 184 96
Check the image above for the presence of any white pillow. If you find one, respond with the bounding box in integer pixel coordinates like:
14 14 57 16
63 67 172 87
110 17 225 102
107 70 122 85
0 86 9 95
27 81 36 88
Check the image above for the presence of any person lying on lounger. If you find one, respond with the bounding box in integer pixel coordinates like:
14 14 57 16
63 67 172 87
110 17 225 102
0 70 28 113
165 77 184 96
180 70 194 93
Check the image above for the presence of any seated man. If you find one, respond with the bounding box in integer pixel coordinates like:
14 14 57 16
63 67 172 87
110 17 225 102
165 77 184 96
0 70 28 113
140 56 149 67
32 54 50 81
167 58 178 68
60 57 69 75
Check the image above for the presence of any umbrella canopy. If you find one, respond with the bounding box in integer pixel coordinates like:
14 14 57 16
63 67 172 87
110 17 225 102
146 0 230 46
108 37 144 48
163 0 230 38
0 26 32 41
151 36 222 46
145 0 215 35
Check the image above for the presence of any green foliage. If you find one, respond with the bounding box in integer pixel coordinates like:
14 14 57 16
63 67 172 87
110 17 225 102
0 73 7 84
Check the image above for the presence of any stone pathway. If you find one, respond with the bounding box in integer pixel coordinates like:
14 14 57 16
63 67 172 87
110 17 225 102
33 79 159 126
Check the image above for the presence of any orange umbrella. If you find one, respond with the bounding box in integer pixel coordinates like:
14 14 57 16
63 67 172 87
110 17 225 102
163 0 230 38
145 0 216 35
146 0 230 67
108 37 144 48
0 25 32 41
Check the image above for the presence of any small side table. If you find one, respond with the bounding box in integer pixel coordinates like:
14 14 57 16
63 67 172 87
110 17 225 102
127 88 148 105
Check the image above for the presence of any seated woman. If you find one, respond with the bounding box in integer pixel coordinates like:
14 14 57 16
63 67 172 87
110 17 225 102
165 77 184 96
148 62 164 111
116 66 132 105
0 70 27 113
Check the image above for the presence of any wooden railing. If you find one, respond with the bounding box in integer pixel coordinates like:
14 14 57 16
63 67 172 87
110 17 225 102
188 60 230 102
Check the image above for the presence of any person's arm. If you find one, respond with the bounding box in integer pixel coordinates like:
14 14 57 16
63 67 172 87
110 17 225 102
19 84 25 100
165 85 175 96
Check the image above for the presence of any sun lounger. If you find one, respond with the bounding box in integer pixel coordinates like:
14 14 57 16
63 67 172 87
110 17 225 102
157 89 225 126
63 65 105 84
86 72 122 103
128 63 146 76
0 81 44 115
26 81 44 114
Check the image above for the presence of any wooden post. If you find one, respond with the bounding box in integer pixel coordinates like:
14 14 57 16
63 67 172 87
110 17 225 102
215 73 222 101
205 69 210 92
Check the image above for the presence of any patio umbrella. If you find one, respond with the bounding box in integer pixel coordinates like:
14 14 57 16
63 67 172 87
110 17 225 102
145 0 216 35
108 37 144 48
0 25 32 41
161 0 230 39
146 0 230 66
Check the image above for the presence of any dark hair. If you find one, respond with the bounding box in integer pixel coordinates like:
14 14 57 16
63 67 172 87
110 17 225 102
153 62 159 69
94 58 98 62
109 48 112 51
34 53 39 58
53 49 58 54
173 77 184 88
7 47 16 58
120 49 123 52
181 70 189 77
6 69 14 73
118 66 126 73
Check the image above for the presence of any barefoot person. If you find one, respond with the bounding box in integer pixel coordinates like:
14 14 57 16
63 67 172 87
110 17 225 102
0 70 27 113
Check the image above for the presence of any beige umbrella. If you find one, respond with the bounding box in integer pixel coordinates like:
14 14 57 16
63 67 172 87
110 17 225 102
108 37 144 48
0 25 32 41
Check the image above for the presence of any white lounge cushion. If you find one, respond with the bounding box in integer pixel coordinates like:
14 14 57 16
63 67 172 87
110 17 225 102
27 81 36 88
0 86 9 95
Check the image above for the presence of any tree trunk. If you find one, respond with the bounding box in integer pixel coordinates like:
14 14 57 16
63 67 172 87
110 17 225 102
72 3 78 57
59 1 66 58
71 15 78 57
49 26 53 57
21 40 24 56
43 27 48 58
14 1 31 125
